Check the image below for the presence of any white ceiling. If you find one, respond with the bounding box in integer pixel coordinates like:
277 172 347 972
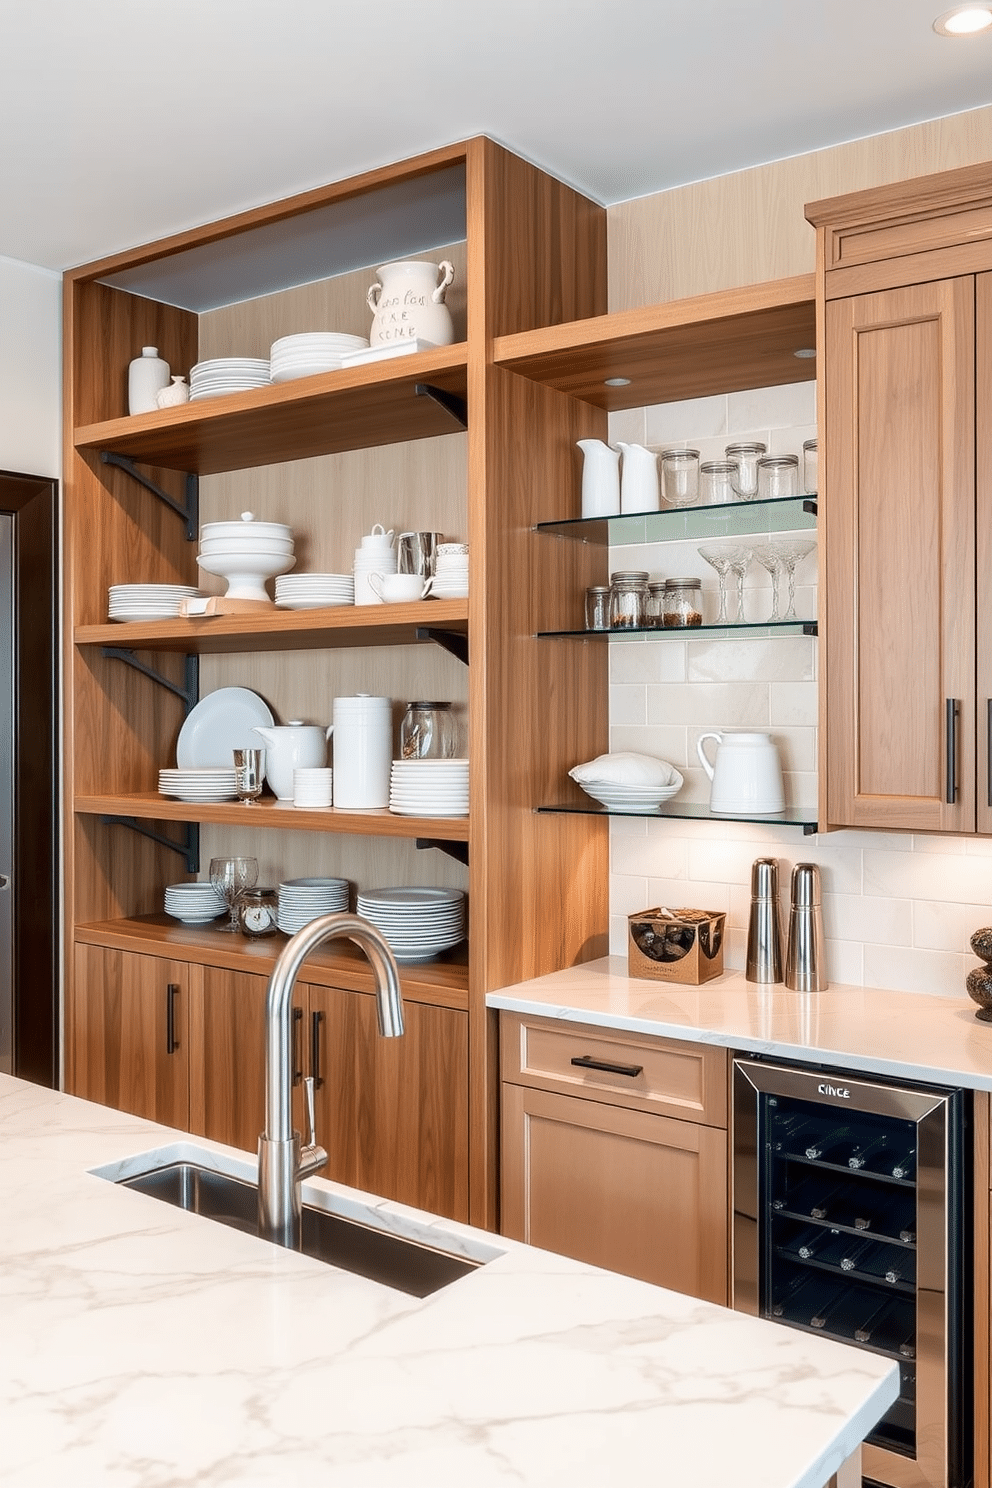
3 0 991 273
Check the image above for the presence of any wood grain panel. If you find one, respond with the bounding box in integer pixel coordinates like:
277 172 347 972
70 943 189 1126
501 1082 728 1304
977 274 992 838
69 279 199 428
493 276 816 409
822 278 976 831
308 982 469 1221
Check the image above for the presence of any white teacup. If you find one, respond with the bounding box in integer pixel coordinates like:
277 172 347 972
368 572 433 603
360 523 394 551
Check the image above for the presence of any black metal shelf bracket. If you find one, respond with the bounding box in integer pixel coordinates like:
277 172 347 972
803 498 818 517
802 622 818 637
415 627 468 665
416 838 469 867
100 817 200 875
100 451 199 542
101 650 199 715
803 822 819 836
415 382 468 429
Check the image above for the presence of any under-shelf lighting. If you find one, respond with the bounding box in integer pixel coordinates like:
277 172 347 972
794 348 816 360
933 5 992 34
604 377 631 386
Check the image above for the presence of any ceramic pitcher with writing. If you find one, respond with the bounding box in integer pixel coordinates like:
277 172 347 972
367 260 455 346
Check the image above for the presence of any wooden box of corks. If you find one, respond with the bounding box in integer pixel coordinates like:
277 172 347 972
627 907 726 985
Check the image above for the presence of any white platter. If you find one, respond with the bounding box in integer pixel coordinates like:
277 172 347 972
175 687 274 770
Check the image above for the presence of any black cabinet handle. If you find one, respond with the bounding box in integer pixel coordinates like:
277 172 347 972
166 983 180 1055
292 1006 303 1085
570 1053 643 1078
945 698 960 804
310 1010 324 1089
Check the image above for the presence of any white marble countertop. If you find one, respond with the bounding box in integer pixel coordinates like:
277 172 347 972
487 956 992 1091
1 1073 897 1488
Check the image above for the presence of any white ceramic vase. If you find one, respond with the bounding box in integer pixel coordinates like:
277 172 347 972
128 346 171 415
367 260 455 347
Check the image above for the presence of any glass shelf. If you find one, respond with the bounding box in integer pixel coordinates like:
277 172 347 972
538 619 817 640
535 494 817 546
537 799 818 834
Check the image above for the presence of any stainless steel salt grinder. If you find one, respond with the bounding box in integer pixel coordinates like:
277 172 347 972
745 857 783 983
785 862 828 992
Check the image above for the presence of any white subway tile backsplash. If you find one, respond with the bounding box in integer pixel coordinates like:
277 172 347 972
607 407 647 446
610 723 689 765
823 939 865 987
864 848 992 904
643 394 728 444
822 891 912 946
863 944 967 1000
610 640 687 685
611 684 647 726
769 678 818 724
688 637 814 685
913 898 991 954
771 727 817 773
612 831 688 880
650 683 770 727
648 876 730 914
727 380 816 431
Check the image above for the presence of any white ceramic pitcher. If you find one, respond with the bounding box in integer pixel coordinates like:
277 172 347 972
252 721 332 801
617 442 660 514
367 260 455 346
577 439 621 518
696 731 785 814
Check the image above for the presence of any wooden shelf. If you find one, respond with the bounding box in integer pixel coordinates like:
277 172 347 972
76 793 470 842
76 599 469 654
73 344 470 476
493 275 816 409
75 915 469 1010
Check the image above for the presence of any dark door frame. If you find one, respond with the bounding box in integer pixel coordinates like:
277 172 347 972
0 469 58 1087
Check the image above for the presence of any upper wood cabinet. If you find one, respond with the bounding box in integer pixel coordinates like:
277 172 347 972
807 166 992 835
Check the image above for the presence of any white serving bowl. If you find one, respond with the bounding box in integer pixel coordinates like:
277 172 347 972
200 515 292 543
197 549 296 601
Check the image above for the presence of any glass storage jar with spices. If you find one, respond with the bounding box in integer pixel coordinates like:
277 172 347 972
645 581 668 627
609 571 649 629
662 577 703 628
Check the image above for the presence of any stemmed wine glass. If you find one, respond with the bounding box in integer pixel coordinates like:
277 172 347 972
698 541 753 623
208 856 258 933
753 539 817 621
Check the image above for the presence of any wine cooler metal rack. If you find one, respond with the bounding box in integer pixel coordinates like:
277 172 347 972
733 1056 970 1488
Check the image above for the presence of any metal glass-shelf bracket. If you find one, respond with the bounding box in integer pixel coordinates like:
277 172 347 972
415 627 468 665
101 651 199 715
416 838 469 866
100 451 199 542
100 817 200 874
414 382 468 429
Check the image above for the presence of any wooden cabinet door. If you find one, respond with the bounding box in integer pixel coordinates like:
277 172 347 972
71 944 189 1127
188 965 304 1155
976 273 992 837
501 1082 728 1305
306 984 469 1222
823 277 976 831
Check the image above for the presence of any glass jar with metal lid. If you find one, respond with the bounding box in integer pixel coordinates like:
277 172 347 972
645 581 668 628
756 454 799 501
238 887 279 938
609 571 649 629
662 577 703 628
725 441 767 501
802 438 818 495
584 585 611 631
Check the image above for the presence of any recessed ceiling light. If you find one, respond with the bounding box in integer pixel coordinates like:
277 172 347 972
604 376 631 387
933 5 992 35
794 348 817 359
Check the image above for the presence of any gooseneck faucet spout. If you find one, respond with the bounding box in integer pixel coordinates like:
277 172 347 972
257 912 405 1248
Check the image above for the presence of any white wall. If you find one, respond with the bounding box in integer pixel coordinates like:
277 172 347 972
606 385 992 1002
0 254 61 479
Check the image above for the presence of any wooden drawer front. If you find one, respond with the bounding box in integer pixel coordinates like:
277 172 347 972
500 1012 727 1127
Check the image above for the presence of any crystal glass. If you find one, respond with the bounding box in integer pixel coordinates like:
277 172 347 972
208 855 259 933
698 541 753 623
725 442 767 501
753 539 817 620
233 748 265 805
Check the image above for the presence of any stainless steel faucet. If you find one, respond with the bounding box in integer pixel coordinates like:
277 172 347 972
257 911 405 1249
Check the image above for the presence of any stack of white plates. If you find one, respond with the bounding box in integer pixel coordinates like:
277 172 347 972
277 877 350 934
432 546 469 599
577 776 684 812
189 358 271 401
389 759 469 817
269 332 369 383
108 583 200 621
356 886 466 964
163 881 227 924
158 767 239 802
275 573 355 609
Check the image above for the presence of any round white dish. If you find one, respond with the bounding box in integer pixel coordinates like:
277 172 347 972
176 688 275 769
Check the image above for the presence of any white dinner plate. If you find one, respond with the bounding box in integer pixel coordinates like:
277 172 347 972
175 687 275 769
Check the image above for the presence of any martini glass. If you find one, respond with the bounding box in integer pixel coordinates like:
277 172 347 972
209 856 259 933
698 541 753 623
754 539 816 621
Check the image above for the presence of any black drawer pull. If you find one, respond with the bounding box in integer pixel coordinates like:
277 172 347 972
570 1054 643 1078
310 1010 324 1089
166 983 180 1055
945 697 959 804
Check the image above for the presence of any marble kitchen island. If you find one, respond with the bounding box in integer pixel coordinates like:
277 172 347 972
0 1073 896 1487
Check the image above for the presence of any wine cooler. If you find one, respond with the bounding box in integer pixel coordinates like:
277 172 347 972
732 1055 971 1488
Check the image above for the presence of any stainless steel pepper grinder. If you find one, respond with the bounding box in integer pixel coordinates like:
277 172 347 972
745 857 783 983
785 862 827 991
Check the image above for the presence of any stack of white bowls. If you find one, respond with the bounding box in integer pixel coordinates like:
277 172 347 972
275 573 354 609
198 511 295 603
159 767 239 802
164 882 227 924
356 886 466 963
189 358 271 401
389 758 469 817
277 877 350 933
353 526 397 606
432 543 469 599
292 767 333 807
269 332 369 383
108 583 200 621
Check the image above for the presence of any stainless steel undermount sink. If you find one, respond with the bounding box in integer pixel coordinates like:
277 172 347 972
96 1148 496 1298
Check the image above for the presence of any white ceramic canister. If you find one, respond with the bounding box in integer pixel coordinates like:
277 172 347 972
128 346 171 415
367 260 455 347
331 695 392 808
696 731 785 814
252 721 332 801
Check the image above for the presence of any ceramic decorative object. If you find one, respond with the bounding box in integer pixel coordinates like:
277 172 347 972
697 730 785 814
577 438 621 518
367 259 455 346
967 927 992 1022
252 721 333 801
128 346 170 414
156 375 189 409
617 442 660 514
